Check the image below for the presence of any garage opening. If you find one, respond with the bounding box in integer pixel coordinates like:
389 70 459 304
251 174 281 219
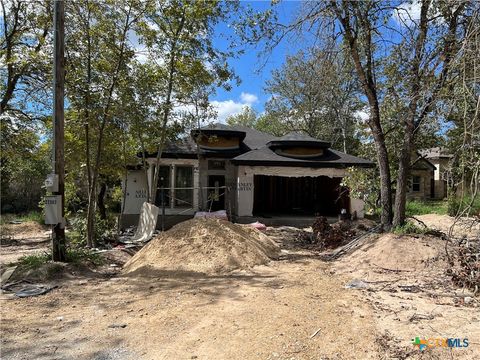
253 175 349 216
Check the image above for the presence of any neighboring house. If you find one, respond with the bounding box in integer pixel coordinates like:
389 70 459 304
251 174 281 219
419 147 453 199
122 124 374 228
407 153 437 200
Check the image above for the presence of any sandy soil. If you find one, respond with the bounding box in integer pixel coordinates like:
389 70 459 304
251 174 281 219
1 215 478 359
333 232 479 359
1 258 377 359
0 221 51 264
415 214 480 239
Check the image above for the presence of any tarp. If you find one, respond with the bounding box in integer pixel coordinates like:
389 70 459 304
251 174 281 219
194 210 228 221
130 202 160 243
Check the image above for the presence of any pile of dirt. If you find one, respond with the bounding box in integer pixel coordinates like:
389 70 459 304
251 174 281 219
123 218 280 275
335 233 446 275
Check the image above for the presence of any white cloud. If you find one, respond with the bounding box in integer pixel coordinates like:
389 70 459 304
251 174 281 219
240 92 258 104
211 100 247 123
128 29 149 64
211 92 259 123
393 0 422 27
355 109 370 123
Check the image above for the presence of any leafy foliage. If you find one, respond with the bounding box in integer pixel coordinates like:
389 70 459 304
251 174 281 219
264 49 362 154
393 221 427 236
405 201 448 216
67 212 117 247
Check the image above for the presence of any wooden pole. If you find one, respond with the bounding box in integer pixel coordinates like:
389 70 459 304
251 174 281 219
52 0 66 262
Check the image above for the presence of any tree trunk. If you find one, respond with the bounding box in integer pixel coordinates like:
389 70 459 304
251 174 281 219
393 127 413 227
150 15 186 202
370 107 393 227
97 182 107 220
86 7 131 247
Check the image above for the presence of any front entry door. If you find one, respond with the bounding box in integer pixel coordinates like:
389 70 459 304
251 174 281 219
208 175 225 211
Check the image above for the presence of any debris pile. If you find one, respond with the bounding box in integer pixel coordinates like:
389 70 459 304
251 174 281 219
447 238 480 294
311 217 357 249
123 218 280 275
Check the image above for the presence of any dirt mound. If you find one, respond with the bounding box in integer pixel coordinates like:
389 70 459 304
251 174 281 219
123 218 280 275
416 214 479 239
335 233 446 275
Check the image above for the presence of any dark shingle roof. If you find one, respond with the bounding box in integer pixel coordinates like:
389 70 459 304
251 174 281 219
277 132 323 142
418 147 453 159
268 131 331 149
142 123 374 168
231 146 374 168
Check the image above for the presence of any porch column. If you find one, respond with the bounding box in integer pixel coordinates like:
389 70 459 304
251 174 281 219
169 164 175 209
193 165 199 210
237 166 254 216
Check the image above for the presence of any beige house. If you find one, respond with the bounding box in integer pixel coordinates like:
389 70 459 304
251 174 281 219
407 153 436 200
418 147 453 199
122 124 374 228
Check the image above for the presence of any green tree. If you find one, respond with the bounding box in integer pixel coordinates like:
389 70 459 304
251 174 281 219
264 49 362 154
226 106 258 128
236 0 476 227
0 0 52 116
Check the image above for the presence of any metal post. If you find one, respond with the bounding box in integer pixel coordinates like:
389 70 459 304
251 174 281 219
161 186 165 232
52 0 66 261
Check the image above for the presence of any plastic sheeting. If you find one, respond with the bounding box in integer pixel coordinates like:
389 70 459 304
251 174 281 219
130 202 160 243
194 210 228 221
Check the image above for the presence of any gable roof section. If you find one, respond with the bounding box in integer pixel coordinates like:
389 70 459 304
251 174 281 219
199 123 277 150
411 152 436 171
419 147 453 159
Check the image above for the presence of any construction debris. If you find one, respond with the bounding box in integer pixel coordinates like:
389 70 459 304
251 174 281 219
311 217 373 251
10 284 57 298
120 202 159 244
447 237 480 294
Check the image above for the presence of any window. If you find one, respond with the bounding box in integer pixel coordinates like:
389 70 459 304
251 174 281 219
175 166 193 207
412 176 421 192
155 166 171 207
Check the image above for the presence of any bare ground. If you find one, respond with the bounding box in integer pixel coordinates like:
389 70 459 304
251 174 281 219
0 221 51 264
1 215 479 359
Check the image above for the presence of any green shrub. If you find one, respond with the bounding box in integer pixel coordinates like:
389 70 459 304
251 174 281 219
67 212 117 247
405 200 447 216
66 248 104 266
18 253 50 269
0 211 44 225
393 221 426 235
447 195 480 217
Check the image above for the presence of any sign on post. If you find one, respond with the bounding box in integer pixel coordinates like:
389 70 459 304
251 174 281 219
44 195 62 225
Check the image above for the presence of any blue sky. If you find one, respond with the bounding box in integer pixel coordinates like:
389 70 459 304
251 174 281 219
210 1 303 122
207 0 424 123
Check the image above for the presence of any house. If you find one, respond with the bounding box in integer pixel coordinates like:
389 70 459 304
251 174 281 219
407 152 437 200
418 147 453 199
121 124 375 228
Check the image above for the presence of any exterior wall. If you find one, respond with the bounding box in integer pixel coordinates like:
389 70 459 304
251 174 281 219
124 160 367 220
123 170 149 215
431 158 449 199
350 198 365 218
124 158 199 216
235 165 348 217
406 169 432 200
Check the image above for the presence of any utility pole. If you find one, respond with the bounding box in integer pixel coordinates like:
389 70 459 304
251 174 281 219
52 0 66 261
